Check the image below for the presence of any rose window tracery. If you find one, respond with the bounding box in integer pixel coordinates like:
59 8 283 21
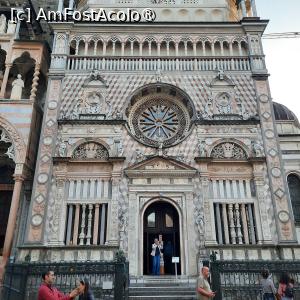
127 87 194 148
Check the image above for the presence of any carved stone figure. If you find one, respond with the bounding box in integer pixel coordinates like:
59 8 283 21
198 140 207 157
252 140 264 157
0 14 6 33
217 69 225 80
216 93 232 114
202 97 213 119
10 74 24 100
118 141 124 157
58 142 67 157
135 149 144 161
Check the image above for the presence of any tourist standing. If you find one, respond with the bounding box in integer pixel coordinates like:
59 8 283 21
261 269 277 300
38 270 81 300
196 266 216 299
151 238 163 275
278 273 294 300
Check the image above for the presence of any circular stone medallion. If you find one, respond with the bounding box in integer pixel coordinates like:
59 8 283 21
32 214 43 226
38 173 49 184
259 94 269 103
271 167 282 178
48 101 58 110
265 129 275 139
278 211 290 223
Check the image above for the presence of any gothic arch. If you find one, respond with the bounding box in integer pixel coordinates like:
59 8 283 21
0 116 26 164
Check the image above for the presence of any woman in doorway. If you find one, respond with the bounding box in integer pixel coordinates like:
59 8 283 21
151 238 163 275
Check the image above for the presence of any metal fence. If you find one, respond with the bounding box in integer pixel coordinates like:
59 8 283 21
210 260 300 300
1 260 129 300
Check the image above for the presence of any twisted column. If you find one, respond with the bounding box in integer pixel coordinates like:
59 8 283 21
30 63 40 101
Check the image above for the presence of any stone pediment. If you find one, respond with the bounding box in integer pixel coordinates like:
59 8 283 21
125 156 197 178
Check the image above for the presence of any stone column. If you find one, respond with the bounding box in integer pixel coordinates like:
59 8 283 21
0 63 12 98
240 0 247 18
0 174 24 281
30 63 40 101
251 0 258 17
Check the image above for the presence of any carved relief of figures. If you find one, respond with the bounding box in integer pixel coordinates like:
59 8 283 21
10 74 24 100
211 142 247 159
73 142 109 159
252 140 265 157
216 93 232 115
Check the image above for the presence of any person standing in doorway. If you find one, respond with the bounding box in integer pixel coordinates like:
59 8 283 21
196 266 216 300
151 238 163 275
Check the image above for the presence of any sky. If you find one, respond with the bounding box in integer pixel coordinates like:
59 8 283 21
256 0 300 119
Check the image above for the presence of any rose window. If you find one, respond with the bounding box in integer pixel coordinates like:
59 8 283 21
127 87 193 148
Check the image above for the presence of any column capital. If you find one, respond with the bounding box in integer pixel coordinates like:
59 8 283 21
13 174 25 182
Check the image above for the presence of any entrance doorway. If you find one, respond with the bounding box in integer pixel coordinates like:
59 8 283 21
143 200 181 275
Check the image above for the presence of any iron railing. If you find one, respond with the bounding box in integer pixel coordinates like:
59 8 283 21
2 260 129 300
210 260 300 300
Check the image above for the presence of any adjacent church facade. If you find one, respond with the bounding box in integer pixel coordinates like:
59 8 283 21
0 0 300 281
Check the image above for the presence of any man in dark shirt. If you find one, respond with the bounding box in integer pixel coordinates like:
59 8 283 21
38 270 81 300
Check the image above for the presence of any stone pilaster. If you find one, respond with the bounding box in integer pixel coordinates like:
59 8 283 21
254 79 297 243
25 77 63 244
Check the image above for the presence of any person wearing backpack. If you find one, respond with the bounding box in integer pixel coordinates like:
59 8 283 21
278 273 294 300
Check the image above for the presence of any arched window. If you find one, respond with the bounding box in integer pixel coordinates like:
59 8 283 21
287 174 300 224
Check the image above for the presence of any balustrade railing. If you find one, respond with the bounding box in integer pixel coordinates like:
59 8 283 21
65 55 251 72
65 202 108 246
214 202 257 245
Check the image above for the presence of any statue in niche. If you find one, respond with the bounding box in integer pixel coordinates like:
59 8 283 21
87 91 101 114
217 69 225 80
0 14 6 33
58 142 67 157
202 97 213 119
118 142 124 157
252 140 264 157
237 99 250 120
10 74 24 100
135 149 145 162
198 140 207 157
